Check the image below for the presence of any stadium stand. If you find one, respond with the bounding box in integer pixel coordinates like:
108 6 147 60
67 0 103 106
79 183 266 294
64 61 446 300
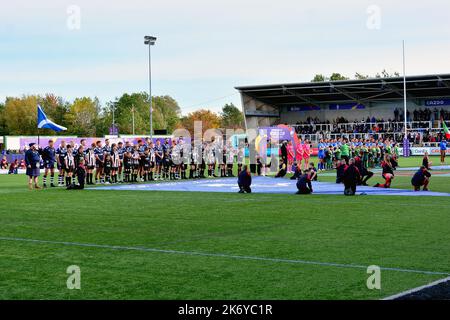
236 74 450 145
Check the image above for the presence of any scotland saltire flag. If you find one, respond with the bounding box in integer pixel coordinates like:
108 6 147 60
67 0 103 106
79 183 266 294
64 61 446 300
37 105 67 132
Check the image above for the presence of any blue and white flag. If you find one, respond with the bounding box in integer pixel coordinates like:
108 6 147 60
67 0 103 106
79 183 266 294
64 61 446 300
37 105 67 132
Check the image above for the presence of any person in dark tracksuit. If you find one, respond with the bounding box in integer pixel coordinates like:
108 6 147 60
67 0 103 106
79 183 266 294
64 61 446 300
411 166 431 191
296 170 312 194
238 165 252 193
290 163 302 180
336 159 346 184
41 139 56 188
275 162 287 178
354 153 373 186
343 158 361 196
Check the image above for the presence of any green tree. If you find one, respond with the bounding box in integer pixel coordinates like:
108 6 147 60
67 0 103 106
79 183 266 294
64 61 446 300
329 73 349 81
220 103 244 129
311 73 349 82
354 72 370 80
3 95 40 135
0 102 7 135
376 69 400 78
108 93 181 135
152 95 181 132
311 74 326 82
178 109 221 135
108 93 152 135
64 97 99 136
40 94 67 126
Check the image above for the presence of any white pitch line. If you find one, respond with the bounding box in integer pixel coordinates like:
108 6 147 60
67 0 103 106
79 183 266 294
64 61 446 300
382 276 450 300
1 236 449 276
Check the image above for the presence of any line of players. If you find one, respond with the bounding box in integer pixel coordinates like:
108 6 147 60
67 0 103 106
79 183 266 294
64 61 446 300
315 137 401 171
325 138 400 189
39 137 247 187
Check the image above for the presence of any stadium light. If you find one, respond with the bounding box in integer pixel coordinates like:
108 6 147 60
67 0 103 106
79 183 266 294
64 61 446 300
144 35 157 139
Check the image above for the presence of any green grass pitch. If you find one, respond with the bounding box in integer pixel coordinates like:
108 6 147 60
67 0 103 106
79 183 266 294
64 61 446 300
1 156 449 299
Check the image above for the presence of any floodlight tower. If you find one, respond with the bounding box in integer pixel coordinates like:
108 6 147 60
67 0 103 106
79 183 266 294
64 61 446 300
144 35 157 139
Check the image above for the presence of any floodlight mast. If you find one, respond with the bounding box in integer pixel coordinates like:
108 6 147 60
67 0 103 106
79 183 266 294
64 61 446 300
144 36 157 139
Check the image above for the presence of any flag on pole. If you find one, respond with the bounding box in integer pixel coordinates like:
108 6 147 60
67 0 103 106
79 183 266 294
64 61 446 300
442 119 450 139
37 105 67 132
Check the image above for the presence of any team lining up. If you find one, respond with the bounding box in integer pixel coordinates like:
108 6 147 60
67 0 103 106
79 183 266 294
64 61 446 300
39 136 248 187
33 135 443 191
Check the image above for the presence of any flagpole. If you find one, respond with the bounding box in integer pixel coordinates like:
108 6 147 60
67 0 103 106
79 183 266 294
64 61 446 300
402 40 410 157
402 40 407 137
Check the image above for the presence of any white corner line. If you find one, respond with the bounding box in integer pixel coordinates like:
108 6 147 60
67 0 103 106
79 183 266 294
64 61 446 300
382 276 450 300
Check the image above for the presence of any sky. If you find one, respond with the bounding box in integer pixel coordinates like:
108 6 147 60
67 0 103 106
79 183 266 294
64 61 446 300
1 0 450 114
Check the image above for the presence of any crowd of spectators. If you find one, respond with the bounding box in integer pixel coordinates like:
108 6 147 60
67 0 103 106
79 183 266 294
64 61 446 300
408 108 450 122
293 108 450 135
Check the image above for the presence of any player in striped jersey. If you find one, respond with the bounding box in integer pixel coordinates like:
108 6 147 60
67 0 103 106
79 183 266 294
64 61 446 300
132 146 140 182
117 141 125 183
171 140 181 180
111 144 120 184
226 141 235 177
189 141 199 179
86 143 96 185
56 140 68 186
65 144 75 186
237 141 245 175
148 141 156 181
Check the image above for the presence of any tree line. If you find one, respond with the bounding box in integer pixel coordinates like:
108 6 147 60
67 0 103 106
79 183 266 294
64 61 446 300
311 69 400 82
0 93 244 137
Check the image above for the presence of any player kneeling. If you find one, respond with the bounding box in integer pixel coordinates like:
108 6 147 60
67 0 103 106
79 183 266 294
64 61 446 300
296 170 313 195
411 166 431 191
343 158 361 196
237 165 252 193
374 155 395 188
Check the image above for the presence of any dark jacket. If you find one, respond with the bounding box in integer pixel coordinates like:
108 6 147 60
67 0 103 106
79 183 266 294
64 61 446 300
25 149 41 169
343 164 361 185
238 170 252 187
297 174 312 192
411 169 431 186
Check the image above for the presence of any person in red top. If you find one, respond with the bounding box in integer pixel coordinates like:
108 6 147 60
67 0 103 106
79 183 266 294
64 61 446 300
374 154 395 188
422 152 432 170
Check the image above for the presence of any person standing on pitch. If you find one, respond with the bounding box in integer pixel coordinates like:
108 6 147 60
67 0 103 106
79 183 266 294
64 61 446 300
238 165 252 193
41 139 56 188
67 153 86 190
340 138 350 164
25 143 41 190
439 139 447 165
